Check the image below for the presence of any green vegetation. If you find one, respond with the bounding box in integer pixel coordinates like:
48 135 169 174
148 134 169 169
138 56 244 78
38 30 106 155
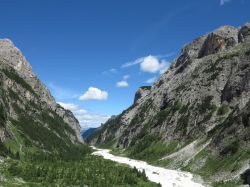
0 104 6 126
208 111 235 138
245 49 250 56
175 84 186 93
140 86 151 90
183 145 250 182
2 68 36 95
197 96 216 114
152 100 182 128
2 155 159 187
127 99 153 129
242 111 250 127
198 150 250 179
198 104 217 125
0 141 10 156
217 104 229 115
0 100 158 186
8 88 21 101
215 52 240 64
97 139 117 149
212 180 243 187
175 113 190 135
87 115 122 145
220 139 240 156
171 100 182 113
203 62 223 74
5 87 82 157
179 103 190 114
203 58 223 81
191 71 199 80
127 134 179 163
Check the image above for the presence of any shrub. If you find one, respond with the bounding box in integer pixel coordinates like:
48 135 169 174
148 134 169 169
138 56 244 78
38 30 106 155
197 96 214 114
2 68 36 95
217 104 229 115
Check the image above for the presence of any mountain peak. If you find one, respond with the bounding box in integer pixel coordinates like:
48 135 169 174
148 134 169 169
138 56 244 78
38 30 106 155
0 38 35 79
0 38 84 144
88 23 250 182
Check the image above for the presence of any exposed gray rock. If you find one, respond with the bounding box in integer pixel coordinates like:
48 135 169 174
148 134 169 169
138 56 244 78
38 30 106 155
0 39 83 144
239 23 250 43
88 23 250 182
198 26 238 58
134 86 151 104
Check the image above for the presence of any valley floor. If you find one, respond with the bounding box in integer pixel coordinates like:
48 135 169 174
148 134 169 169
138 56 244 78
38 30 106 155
92 147 206 187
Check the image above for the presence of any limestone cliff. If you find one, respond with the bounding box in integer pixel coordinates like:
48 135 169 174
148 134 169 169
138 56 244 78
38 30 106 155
87 23 250 183
0 39 83 156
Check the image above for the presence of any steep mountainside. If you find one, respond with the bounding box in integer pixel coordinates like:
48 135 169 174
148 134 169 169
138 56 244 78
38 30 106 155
81 128 97 140
0 39 83 157
88 23 250 184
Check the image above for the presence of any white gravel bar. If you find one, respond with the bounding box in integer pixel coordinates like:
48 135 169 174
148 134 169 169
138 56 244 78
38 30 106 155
91 147 205 187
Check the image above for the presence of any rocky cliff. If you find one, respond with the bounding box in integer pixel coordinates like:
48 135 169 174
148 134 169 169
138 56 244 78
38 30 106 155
0 39 83 156
87 23 250 184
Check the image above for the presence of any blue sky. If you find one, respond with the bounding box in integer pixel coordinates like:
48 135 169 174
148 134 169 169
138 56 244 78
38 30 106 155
0 0 249 129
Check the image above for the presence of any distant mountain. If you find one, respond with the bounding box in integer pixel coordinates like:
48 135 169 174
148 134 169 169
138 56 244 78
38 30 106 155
87 23 250 185
81 128 97 140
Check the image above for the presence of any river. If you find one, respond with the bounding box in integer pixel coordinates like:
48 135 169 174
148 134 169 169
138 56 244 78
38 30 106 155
92 147 206 187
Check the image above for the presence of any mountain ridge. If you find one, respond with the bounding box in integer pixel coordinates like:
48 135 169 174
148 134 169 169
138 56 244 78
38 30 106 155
0 38 84 158
87 23 250 185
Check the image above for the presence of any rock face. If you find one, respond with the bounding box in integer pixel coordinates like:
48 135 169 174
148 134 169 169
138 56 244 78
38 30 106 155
134 86 151 104
0 39 83 153
87 23 250 182
239 23 250 43
198 26 238 58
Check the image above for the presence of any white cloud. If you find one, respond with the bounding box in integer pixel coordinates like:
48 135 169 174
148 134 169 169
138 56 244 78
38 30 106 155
116 80 129 87
57 102 110 129
140 56 161 73
121 53 174 69
76 113 110 128
109 68 117 73
48 83 79 100
146 76 157 84
140 55 170 74
159 59 170 74
123 75 130 80
121 55 170 74
116 74 130 87
57 102 80 111
121 57 145 68
220 0 232 5
74 109 88 115
102 68 118 76
79 87 108 101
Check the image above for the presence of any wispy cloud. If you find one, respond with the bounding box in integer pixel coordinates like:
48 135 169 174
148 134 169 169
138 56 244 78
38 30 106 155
57 101 110 129
123 75 130 80
220 0 232 5
116 74 130 87
121 54 172 75
48 83 79 100
116 80 129 87
79 87 108 101
122 53 174 69
102 68 118 76
145 76 157 84
76 113 110 129
121 57 145 68
57 102 80 111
